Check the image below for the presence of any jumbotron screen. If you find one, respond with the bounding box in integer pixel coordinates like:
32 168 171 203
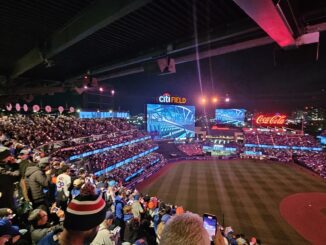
215 109 246 126
147 104 195 140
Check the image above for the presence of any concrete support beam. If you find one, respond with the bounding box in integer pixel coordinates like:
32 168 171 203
96 36 274 81
233 0 296 48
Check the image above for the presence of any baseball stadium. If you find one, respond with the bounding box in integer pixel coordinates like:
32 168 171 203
0 1 326 245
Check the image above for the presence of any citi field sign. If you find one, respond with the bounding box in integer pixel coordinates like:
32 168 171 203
158 93 186 104
254 114 287 126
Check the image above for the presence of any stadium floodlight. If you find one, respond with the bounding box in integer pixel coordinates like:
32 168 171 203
201 97 206 104
225 97 230 103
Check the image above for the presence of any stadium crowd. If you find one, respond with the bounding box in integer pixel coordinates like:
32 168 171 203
103 153 165 184
243 131 325 179
0 115 134 149
244 131 321 148
3 113 325 244
51 131 147 160
296 151 326 179
177 143 204 156
0 113 261 245
85 141 157 172
0 145 256 245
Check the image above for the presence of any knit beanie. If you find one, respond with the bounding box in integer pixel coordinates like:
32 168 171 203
64 193 106 231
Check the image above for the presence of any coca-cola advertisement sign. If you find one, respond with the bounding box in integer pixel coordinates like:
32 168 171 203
254 114 287 126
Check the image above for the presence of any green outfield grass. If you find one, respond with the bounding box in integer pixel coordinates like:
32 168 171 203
137 159 326 245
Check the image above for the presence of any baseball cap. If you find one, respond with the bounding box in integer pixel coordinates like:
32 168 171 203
0 219 20 236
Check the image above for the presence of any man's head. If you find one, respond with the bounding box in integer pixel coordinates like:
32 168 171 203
160 213 210 245
79 168 86 178
28 209 48 227
18 148 31 160
64 183 106 241
73 178 83 189
102 211 114 228
0 147 14 163
61 165 70 174
37 157 50 172
115 190 124 198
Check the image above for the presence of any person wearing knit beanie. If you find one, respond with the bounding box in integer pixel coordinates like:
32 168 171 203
59 182 107 245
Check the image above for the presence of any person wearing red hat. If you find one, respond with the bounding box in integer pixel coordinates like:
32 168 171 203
60 183 107 245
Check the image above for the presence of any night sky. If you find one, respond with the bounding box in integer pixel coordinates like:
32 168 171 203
104 33 326 115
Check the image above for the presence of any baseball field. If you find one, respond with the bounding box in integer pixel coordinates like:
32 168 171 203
137 159 326 245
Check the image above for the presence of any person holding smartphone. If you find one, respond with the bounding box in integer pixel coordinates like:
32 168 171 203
160 212 225 245
203 213 218 242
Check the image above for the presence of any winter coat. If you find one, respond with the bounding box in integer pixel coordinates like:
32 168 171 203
32 224 62 245
124 216 139 243
25 166 50 203
132 200 143 219
31 225 52 244
0 166 20 209
114 196 124 220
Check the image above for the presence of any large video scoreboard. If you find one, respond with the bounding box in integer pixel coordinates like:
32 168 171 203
147 104 195 140
215 109 246 126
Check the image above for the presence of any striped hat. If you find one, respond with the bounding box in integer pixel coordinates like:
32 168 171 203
64 194 106 231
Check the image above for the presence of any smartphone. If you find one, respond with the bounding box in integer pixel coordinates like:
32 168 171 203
203 213 218 241
112 226 121 235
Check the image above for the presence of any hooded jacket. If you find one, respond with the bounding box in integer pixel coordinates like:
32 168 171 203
25 166 50 202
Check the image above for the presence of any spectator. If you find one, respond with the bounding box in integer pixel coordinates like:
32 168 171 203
0 219 21 244
160 213 210 245
42 183 107 245
18 150 35 202
0 208 12 218
138 219 156 245
28 208 62 244
236 234 248 245
132 195 144 220
160 213 225 245
123 205 138 243
56 165 71 211
114 191 125 238
0 147 20 210
25 159 52 210
91 211 118 245
71 178 83 199
156 212 171 243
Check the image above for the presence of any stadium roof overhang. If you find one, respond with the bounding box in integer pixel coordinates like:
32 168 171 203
10 0 152 80
0 0 325 97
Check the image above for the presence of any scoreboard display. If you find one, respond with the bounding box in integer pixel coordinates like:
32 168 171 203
147 104 195 140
